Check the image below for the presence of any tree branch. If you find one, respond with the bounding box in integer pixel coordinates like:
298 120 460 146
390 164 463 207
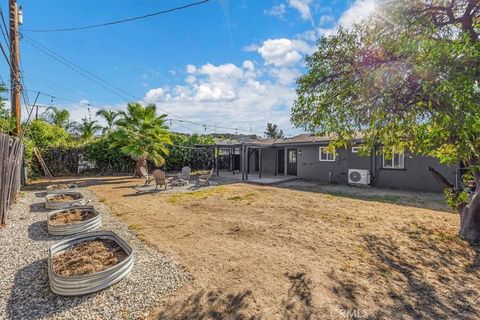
428 166 455 189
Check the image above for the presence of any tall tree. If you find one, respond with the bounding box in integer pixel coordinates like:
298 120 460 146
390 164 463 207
264 123 284 139
43 106 71 129
111 103 172 177
292 1 480 242
74 118 102 142
0 85 14 134
96 109 119 135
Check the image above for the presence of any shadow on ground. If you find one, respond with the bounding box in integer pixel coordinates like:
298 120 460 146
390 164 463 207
275 181 452 213
328 231 480 320
282 272 316 320
27 220 62 242
6 258 96 320
29 201 46 213
156 289 260 320
155 273 317 320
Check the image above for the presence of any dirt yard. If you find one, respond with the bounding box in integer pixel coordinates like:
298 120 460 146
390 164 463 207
32 177 480 319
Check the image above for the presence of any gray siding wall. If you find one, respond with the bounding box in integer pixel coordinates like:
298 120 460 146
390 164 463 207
248 149 258 173
260 148 277 175
374 154 457 192
257 144 458 193
297 145 347 183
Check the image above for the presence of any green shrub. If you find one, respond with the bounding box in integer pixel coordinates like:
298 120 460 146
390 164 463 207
165 133 215 171
83 135 136 174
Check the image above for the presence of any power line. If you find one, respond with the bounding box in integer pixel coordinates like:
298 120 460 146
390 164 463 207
22 35 190 121
23 89 108 109
0 9 9 50
0 26 31 122
21 37 263 134
23 75 95 102
23 37 135 102
19 35 264 135
0 5 32 120
22 0 211 33
24 35 138 101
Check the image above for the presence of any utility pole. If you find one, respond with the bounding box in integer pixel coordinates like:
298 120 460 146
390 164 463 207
9 0 21 136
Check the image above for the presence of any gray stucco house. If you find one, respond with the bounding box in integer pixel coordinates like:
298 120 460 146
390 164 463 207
199 134 460 193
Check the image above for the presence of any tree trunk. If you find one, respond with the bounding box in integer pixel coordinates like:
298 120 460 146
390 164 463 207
134 156 147 178
460 172 480 243
429 166 480 243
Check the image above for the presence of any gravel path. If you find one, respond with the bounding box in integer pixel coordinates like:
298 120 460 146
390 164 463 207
0 188 190 320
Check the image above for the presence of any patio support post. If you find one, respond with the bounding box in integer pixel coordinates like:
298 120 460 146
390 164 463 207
274 147 277 176
245 146 249 181
241 144 245 181
215 146 219 176
259 148 262 179
284 146 287 176
232 147 235 175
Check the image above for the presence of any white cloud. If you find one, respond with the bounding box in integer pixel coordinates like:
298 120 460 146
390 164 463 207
264 4 286 18
142 61 298 135
185 75 196 84
198 63 244 80
269 67 300 86
144 88 166 103
243 43 259 52
318 14 335 26
302 0 379 40
257 38 314 67
288 0 313 22
186 64 197 74
242 60 255 71
338 0 378 29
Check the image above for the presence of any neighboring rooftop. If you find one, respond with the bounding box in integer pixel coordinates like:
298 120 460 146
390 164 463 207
250 133 364 146
196 133 364 148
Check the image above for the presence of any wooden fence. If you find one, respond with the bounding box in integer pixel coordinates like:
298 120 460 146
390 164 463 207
0 133 23 226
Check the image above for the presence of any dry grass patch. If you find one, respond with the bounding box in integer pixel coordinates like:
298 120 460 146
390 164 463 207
166 186 227 204
40 176 480 319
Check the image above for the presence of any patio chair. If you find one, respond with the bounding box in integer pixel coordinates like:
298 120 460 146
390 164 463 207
195 168 214 187
152 169 174 190
179 166 191 181
140 167 153 186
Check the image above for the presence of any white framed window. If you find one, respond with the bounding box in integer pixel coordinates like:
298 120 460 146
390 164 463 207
351 147 360 153
319 147 336 162
383 152 405 169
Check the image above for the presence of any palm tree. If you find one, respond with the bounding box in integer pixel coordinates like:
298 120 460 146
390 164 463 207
74 118 102 141
112 103 172 177
44 106 71 128
96 109 119 135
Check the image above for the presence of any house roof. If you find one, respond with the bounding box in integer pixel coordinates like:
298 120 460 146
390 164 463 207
195 133 364 148
249 133 364 147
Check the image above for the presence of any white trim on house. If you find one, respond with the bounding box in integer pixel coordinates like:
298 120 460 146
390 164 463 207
383 152 405 169
319 147 336 162
351 147 360 153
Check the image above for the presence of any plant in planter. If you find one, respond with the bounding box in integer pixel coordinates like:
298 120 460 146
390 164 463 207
46 184 79 195
47 206 102 235
45 192 86 209
48 231 134 296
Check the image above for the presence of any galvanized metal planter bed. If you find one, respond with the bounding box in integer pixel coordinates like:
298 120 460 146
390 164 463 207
47 206 102 236
45 192 86 210
48 230 134 296
46 184 79 195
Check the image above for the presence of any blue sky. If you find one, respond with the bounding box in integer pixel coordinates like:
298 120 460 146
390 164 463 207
2 0 378 136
